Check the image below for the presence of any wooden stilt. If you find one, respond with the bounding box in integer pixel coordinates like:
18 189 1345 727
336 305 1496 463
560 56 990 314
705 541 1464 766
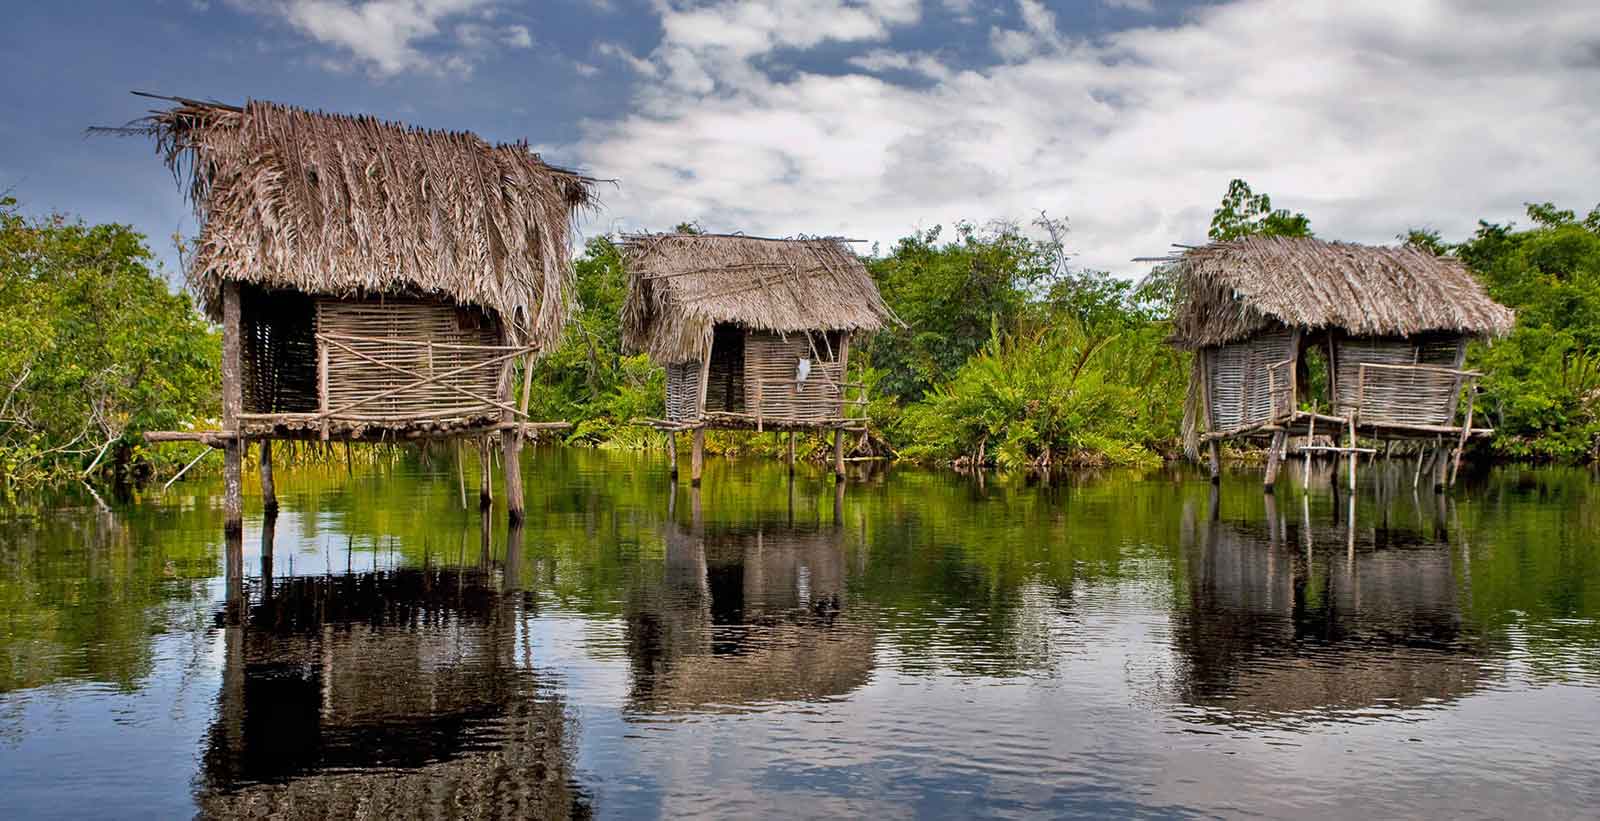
1207 440 1222 484
691 428 705 486
259 439 278 515
1263 430 1287 490
666 431 678 480
1347 418 1357 492
479 435 493 510
787 431 796 475
503 428 524 524
833 427 846 481
1431 441 1449 493
221 281 243 535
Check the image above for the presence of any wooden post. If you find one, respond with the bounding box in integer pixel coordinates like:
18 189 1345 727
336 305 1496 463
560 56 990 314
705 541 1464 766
1431 440 1449 493
1303 409 1317 487
1347 418 1358 492
833 426 846 481
259 439 278 515
1207 439 1221 484
221 281 243 534
1450 384 1476 488
318 341 330 441
666 430 679 480
691 427 705 487
502 340 525 524
1263 430 1286 490
786 431 796 475
479 435 493 510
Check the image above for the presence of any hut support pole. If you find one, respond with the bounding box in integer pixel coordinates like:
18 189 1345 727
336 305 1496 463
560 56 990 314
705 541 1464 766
666 431 678 480
691 428 705 486
1432 439 1449 493
1347 418 1357 492
221 281 243 535
1207 440 1221 484
1263 430 1286 490
502 345 525 524
479 435 493 510
787 431 796 475
833 426 846 481
259 440 278 515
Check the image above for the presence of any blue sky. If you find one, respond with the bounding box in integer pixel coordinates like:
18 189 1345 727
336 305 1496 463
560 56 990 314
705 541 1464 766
3 0 1597 279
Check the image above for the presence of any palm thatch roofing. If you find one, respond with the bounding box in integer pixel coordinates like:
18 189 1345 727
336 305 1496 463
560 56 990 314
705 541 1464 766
126 94 597 348
620 233 898 364
1169 236 1514 350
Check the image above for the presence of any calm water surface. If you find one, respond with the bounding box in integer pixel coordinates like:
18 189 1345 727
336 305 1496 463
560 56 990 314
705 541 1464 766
2 450 1598 819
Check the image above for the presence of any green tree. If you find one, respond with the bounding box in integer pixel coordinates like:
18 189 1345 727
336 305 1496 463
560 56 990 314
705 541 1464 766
0 197 219 484
865 218 1064 401
1208 178 1312 241
1458 202 1600 460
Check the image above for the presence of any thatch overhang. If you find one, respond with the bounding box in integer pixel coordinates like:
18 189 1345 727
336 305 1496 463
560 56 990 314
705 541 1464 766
1169 236 1514 350
129 95 597 348
619 233 898 364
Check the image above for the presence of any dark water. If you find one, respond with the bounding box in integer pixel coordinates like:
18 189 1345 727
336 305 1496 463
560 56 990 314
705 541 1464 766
2 450 1598 819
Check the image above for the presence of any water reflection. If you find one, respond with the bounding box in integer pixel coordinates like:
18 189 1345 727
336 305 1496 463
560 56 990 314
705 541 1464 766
627 492 872 713
198 517 591 819
1173 488 1493 723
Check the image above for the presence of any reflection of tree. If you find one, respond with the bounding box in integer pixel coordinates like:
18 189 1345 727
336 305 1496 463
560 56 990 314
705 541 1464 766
197 557 592 820
1170 494 1493 720
625 520 873 712
0 507 217 694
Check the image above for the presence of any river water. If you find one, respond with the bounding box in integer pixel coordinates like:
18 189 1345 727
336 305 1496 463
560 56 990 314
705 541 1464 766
1 449 1597 819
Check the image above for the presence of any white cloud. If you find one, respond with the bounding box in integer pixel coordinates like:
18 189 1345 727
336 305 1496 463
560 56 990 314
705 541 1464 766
233 0 527 76
573 0 1600 275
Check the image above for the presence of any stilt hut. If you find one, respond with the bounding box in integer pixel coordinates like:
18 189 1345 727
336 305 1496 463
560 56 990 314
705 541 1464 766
125 95 594 529
620 233 898 484
1169 237 1514 490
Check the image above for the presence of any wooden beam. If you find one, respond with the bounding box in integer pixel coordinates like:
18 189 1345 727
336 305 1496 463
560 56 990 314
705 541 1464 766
259 439 277 515
1263 430 1287 489
691 427 705 486
833 426 846 481
499 324 525 524
221 281 243 534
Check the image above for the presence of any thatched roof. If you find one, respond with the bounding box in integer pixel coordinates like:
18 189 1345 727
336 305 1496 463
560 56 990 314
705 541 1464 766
128 95 596 348
1170 236 1514 349
620 233 898 364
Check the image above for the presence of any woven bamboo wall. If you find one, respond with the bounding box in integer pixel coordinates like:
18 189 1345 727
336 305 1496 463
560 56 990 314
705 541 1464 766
1333 333 1466 426
665 362 700 422
316 299 504 422
241 288 319 413
1207 330 1296 433
744 330 845 423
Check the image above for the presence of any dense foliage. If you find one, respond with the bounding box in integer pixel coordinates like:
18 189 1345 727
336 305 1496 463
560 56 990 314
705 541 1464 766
0 197 219 484
1453 203 1600 460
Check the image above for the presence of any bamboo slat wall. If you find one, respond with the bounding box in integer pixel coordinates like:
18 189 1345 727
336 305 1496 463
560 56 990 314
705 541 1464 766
1333 333 1467 426
1206 330 1297 433
665 363 700 422
662 328 849 425
743 331 845 423
316 299 503 421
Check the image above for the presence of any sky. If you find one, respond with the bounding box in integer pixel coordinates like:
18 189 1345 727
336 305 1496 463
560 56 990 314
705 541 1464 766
3 0 1597 280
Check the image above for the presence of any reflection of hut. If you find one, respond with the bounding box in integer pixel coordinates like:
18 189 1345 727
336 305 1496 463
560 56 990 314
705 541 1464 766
626 523 873 712
1169 237 1514 488
200 568 590 819
620 234 898 484
1172 507 1488 720
124 94 595 528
